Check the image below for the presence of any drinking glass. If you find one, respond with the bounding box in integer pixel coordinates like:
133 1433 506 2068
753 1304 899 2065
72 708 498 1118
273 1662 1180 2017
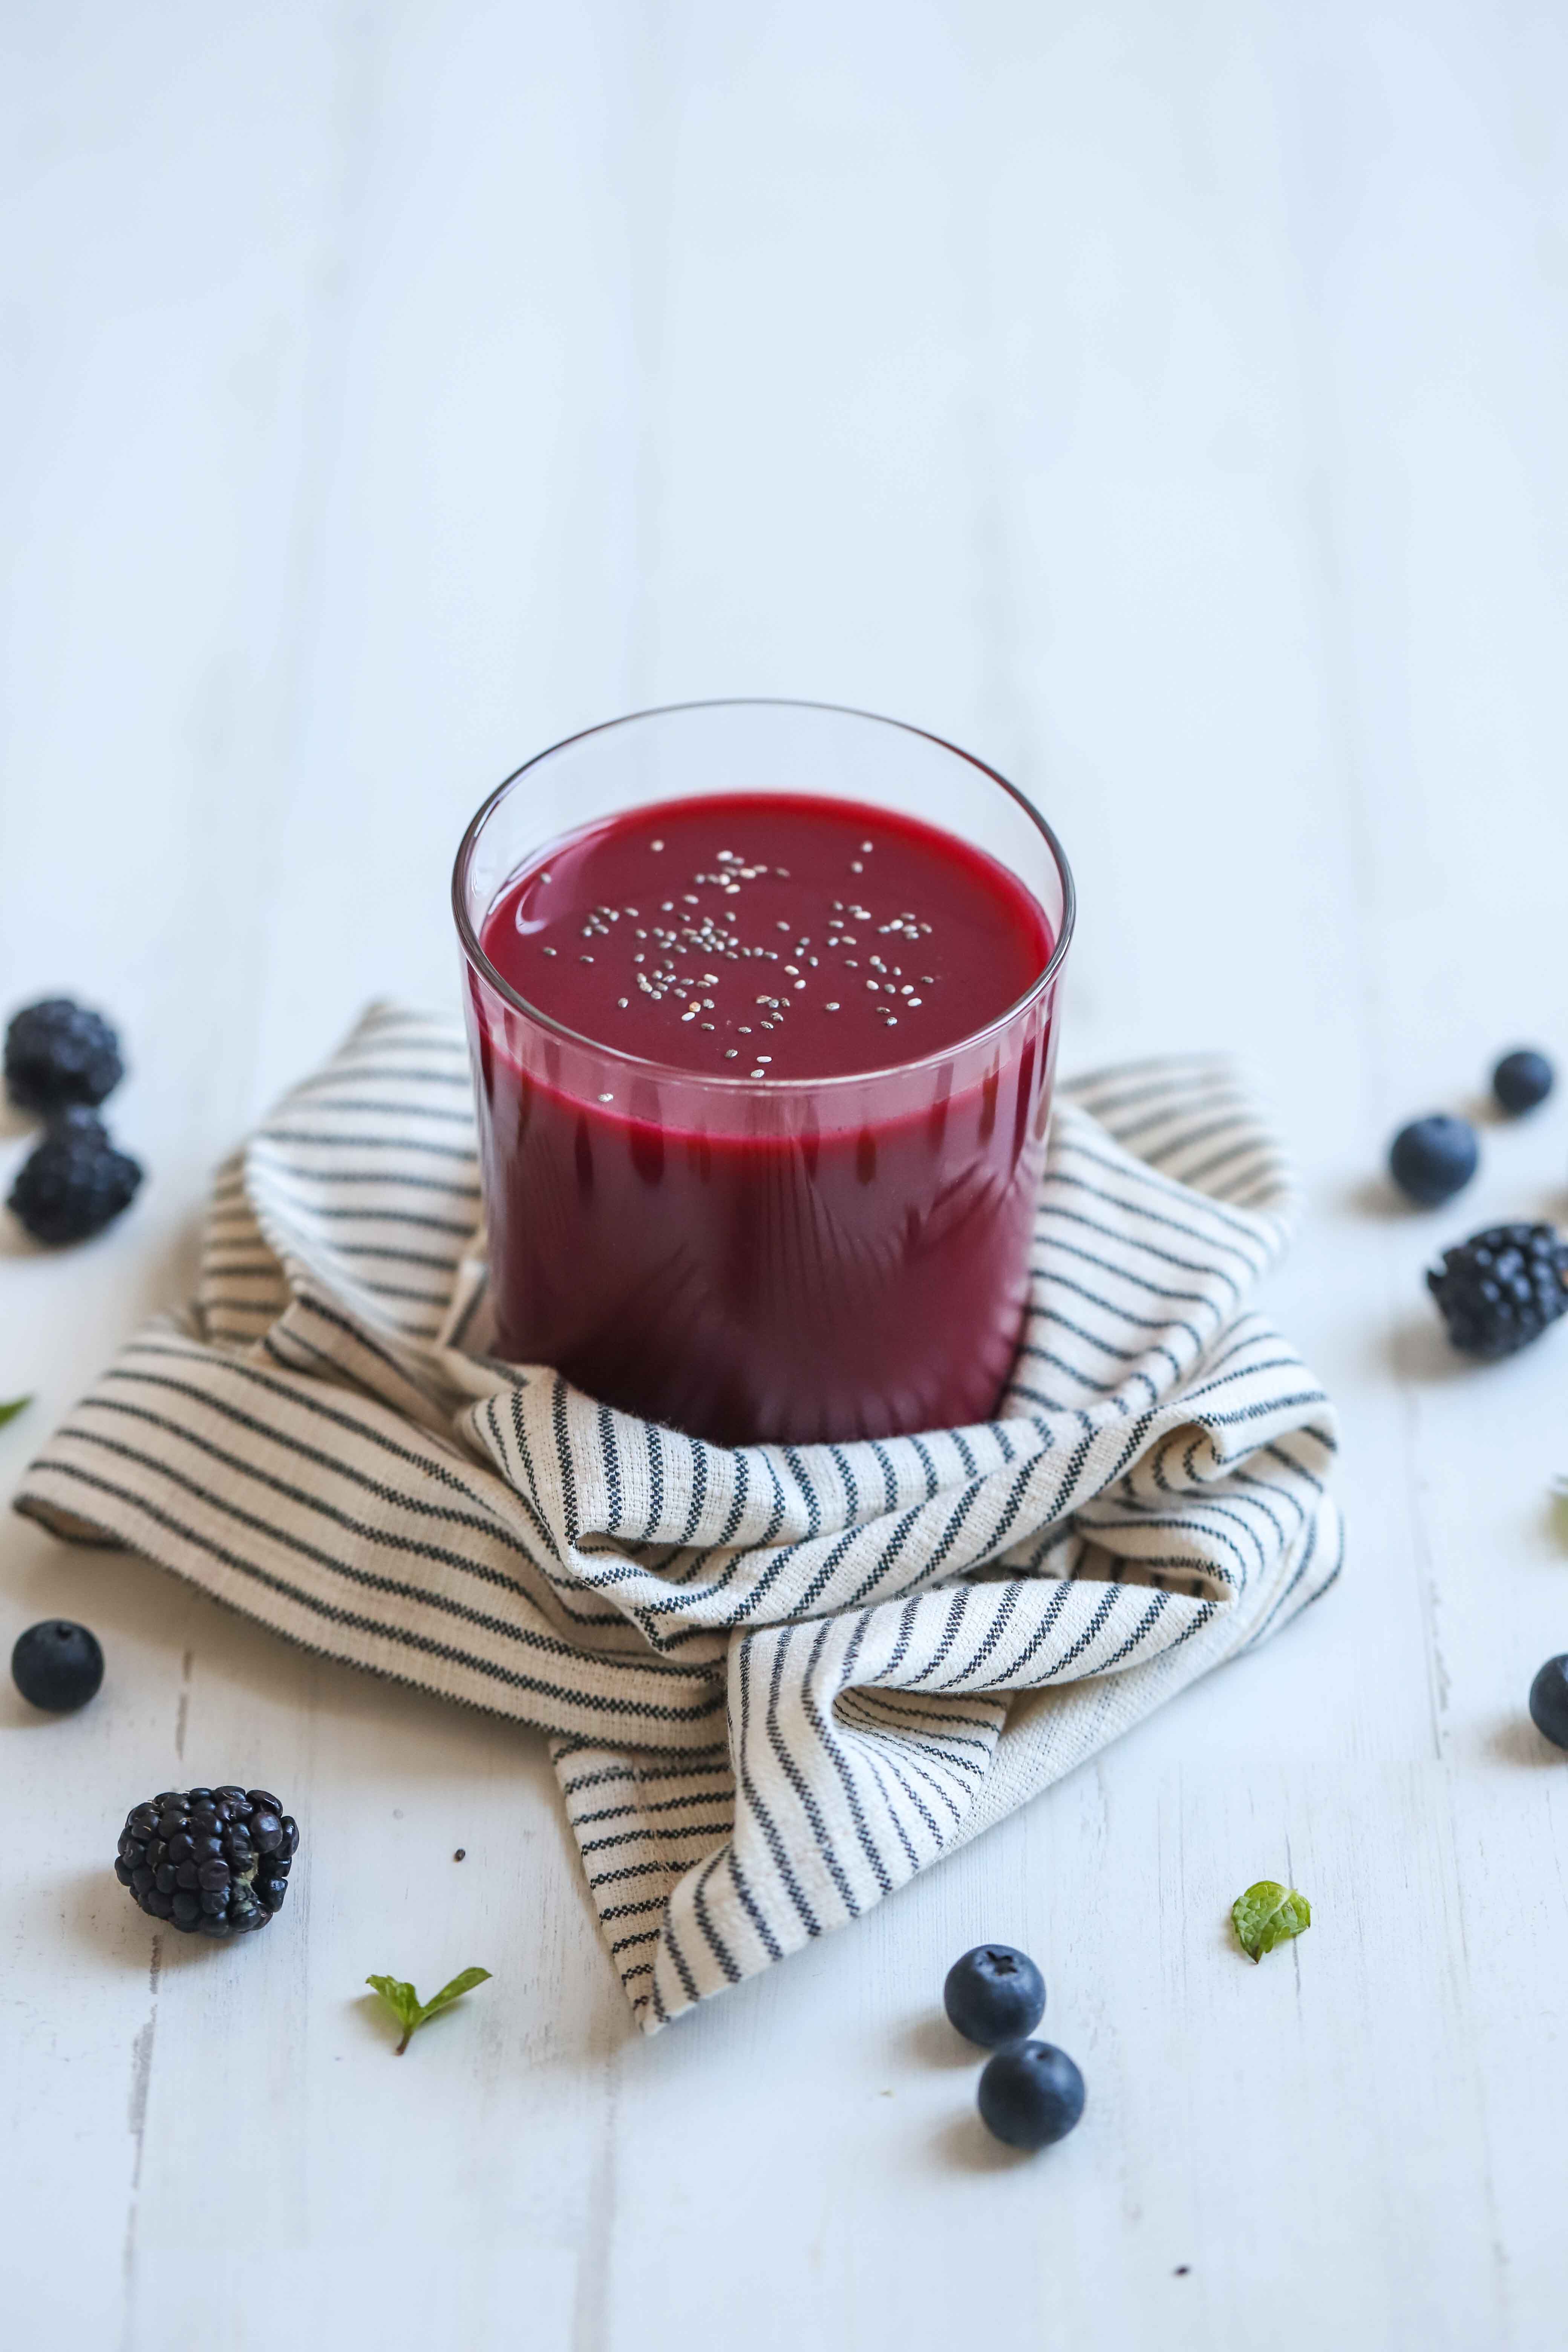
453 699 1074 1446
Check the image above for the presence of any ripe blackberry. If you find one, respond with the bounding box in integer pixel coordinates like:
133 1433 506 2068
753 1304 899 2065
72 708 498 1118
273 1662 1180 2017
114 1786 300 1937
5 997 124 1112
8 1107 142 1245
1426 1222 1568 1360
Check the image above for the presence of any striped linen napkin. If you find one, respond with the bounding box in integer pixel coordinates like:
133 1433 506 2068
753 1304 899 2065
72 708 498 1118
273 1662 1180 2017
14 1005 1341 2030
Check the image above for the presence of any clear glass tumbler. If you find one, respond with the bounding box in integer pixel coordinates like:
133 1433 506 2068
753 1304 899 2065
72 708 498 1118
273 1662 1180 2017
453 699 1074 1446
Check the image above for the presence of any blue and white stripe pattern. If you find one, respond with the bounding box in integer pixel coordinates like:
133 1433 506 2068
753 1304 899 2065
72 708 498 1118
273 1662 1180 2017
15 1006 1341 2030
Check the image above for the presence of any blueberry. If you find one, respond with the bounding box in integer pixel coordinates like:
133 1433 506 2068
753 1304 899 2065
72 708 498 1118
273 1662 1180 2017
1528 1656 1568 1751
943 1943 1046 2048
1493 1049 1554 1117
1389 1114 1478 1208
11 1619 104 1712
977 2041 1086 2151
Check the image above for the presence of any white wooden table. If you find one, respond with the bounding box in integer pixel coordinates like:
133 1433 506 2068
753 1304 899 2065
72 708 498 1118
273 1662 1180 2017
4 5 1567 2343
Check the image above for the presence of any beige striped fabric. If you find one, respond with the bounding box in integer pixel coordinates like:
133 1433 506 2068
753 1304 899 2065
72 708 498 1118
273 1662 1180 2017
14 1005 1341 2030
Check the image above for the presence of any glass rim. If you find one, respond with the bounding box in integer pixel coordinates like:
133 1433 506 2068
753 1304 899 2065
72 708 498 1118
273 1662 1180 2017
450 696 1076 1093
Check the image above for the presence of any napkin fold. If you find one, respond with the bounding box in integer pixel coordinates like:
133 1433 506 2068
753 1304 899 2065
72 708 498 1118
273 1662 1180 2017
14 1005 1341 2030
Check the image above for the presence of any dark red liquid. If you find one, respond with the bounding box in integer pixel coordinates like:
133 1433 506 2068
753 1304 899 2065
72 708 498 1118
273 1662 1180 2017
469 793 1058 1444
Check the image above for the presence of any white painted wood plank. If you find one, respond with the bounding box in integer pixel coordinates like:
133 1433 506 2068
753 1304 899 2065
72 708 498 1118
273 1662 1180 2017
3 2 1567 2347
2 7 362 2336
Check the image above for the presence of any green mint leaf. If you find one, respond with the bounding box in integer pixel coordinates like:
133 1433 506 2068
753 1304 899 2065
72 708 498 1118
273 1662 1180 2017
366 1967 490 2053
418 1965 492 2021
0 1396 32 1428
366 1974 424 2052
366 1974 422 2025
1232 1880 1311 1963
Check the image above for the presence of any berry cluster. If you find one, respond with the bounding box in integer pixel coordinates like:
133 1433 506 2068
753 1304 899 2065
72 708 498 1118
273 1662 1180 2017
114 1786 299 1938
1385 1051 1568 1757
5 997 142 1246
1384 1043 1568 1363
942 1942 1086 2151
1389 1044 1554 1211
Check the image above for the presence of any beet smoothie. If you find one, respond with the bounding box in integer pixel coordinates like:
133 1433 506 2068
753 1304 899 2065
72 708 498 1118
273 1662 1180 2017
464 787 1059 1446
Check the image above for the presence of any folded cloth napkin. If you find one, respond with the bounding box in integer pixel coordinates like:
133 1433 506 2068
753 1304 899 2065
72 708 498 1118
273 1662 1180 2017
15 1005 1341 2030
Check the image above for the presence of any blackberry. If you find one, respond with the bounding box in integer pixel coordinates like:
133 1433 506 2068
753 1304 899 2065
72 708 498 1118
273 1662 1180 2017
8 1107 142 1245
12 1619 104 1712
5 997 124 1113
114 1785 300 1937
1426 1222 1568 1360
1492 1047 1554 1117
943 1943 1046 2049
1389 1114 1477 1207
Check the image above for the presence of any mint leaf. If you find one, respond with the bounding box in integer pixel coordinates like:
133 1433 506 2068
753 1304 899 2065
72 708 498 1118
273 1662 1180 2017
366 1966 491 2054
366 1975 422 2051
419 1965 492 2019
1232 1880 1311 1963
0 1396 32 1429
